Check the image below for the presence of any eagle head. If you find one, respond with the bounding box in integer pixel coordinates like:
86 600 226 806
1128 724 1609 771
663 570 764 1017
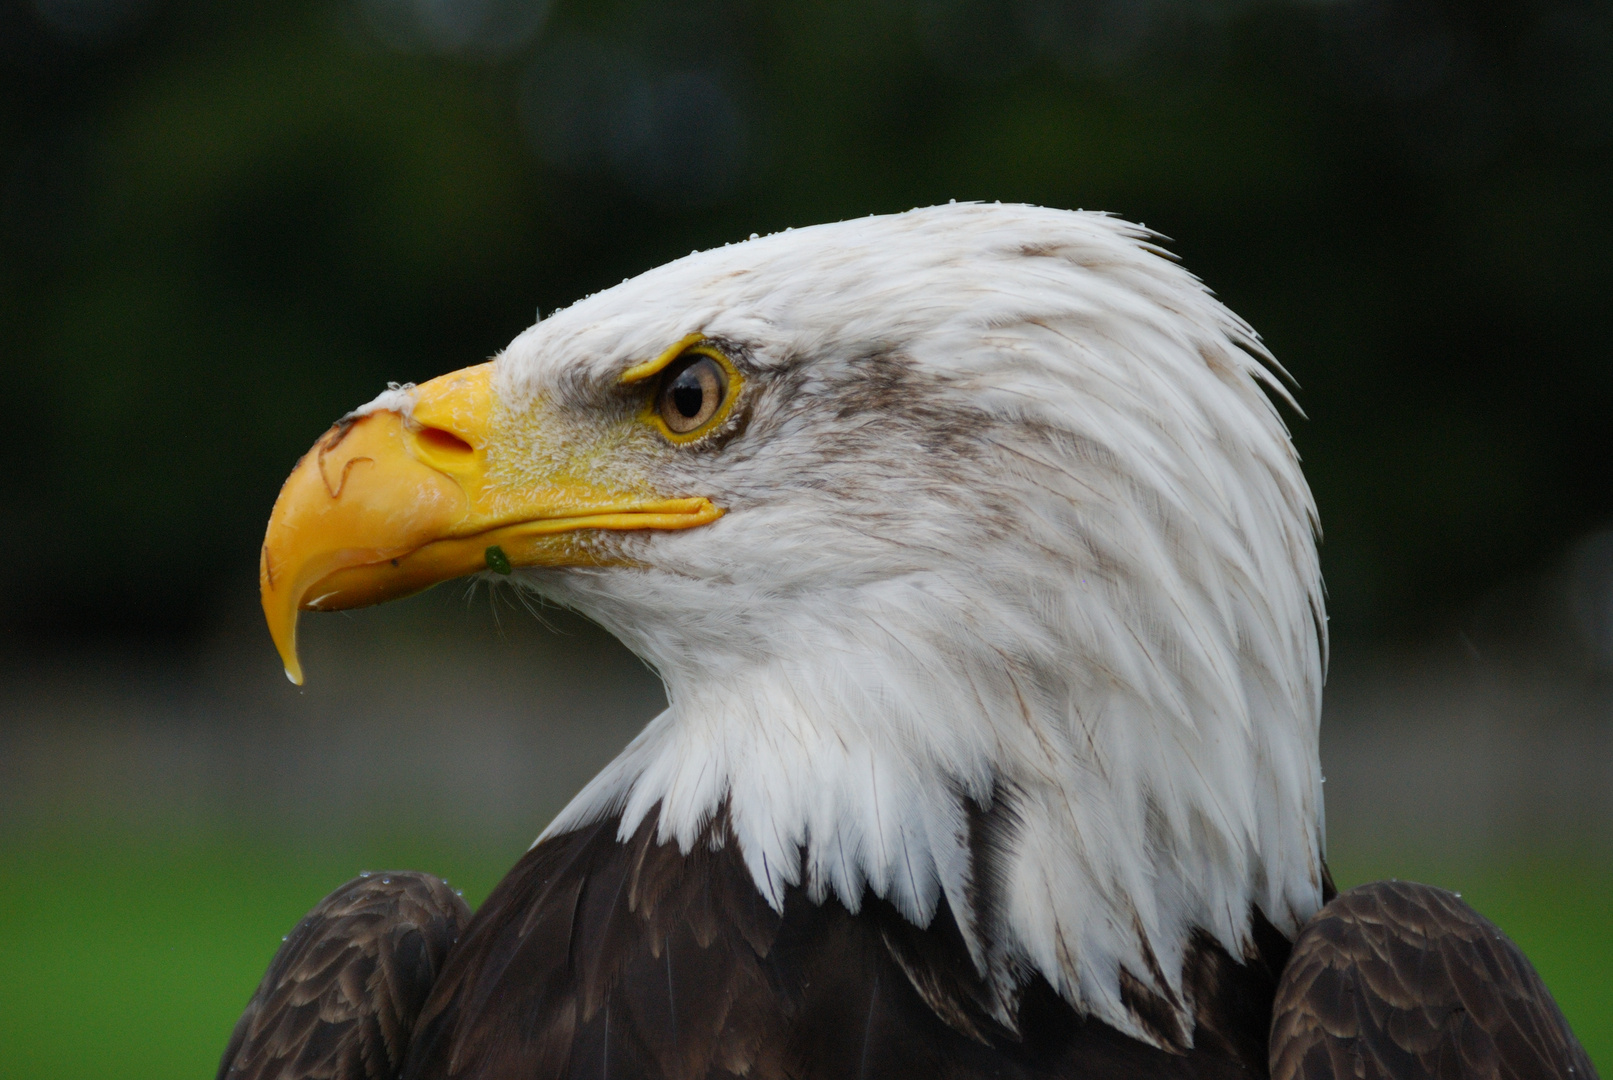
260 203 1326 1047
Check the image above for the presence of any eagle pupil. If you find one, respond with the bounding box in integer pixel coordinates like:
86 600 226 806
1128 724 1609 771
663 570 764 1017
672 374 704 418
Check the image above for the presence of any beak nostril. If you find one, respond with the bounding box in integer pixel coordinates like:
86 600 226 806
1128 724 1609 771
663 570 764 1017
416 426 474 455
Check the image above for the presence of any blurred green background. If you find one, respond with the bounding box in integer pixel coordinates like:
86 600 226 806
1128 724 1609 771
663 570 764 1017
1 0 1609 1075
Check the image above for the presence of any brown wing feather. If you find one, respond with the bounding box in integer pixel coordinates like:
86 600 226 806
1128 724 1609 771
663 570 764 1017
1270 880 1599 1080
400 806 1290 1080
220 871 472 1080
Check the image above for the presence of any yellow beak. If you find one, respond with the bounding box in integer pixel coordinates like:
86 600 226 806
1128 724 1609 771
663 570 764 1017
260 362 720 684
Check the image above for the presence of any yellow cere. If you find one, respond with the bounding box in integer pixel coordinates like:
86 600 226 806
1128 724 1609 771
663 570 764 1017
487 381 661 503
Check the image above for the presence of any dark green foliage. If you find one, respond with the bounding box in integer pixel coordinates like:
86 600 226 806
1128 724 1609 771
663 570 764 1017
1 0 1609 644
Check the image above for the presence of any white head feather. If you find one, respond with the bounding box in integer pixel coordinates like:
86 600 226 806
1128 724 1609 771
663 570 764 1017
484 203 1324 1046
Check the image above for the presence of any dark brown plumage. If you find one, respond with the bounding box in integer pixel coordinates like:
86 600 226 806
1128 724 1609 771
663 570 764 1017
219 831 1598 1080
219 871 471 1080
1270 880 1598 1080
395 805 1292 1080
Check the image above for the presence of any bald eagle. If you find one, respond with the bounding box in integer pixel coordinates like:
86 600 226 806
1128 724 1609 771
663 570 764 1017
226 205 1594 1080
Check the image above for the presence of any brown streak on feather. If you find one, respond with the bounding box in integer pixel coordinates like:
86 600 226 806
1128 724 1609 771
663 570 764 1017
1119 966 1190 1054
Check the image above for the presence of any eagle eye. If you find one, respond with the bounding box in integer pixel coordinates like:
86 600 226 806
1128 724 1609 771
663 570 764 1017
656 354 728 435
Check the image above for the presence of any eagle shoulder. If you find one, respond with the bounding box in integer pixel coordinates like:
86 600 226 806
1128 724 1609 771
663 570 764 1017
1269 880 1598 1080
218 871 471 1080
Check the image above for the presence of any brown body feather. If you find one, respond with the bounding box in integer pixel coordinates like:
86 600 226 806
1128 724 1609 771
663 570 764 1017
398 808 1291 1080
219 871 471 1080
220 836 1596 1080
1270 881 1597 1080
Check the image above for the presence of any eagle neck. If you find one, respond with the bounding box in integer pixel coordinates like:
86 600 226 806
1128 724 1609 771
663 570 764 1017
540 634 1324 1050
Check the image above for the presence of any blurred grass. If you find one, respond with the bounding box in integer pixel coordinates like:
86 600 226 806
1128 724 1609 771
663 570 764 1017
0 830 524 1080
0 832 1605 1079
